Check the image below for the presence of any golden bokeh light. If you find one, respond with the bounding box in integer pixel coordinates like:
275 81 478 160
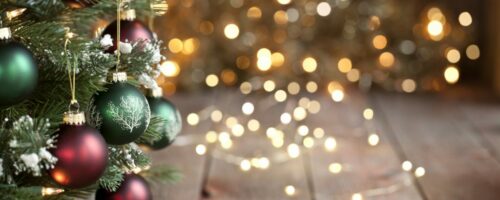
327 81 343 93
297 125 309 136
372 35 388 50
182 38 199 55
466 44 480 60
287 143 300 158
247 6 262 19
280 112 292 124
274 10 288 25
313 128 325 138
324 137 337 151
221 69 237 85
302 57 318 73
277 0 291 5
458 12 472 27
307 101 320 114
242 102 255 115
240 81 252 94
284 185 296 196
271 52 285 67
247 119 260 131
224 23 240 39
257 57 272 71
379 52 395 68
257 48 272 58
195 144 206 155
205 74 219 87
206 131 218 143
368 133 380 146
427 20 444 41
444 66 459 84
287 82 300 95
316 2 332 17
225 117 239 128
240 159 251 171
352 193 363 200
303 137 315 148
306 81 318 93
328 162 342 174
211 110 223 122
401 79 417 93
415 167 426 177
446 48 461 63
402 160 413 171
293 107 307 121
274 90 288 102
168 38 183 53
263 80 276 92
338 57 352 73
159 60 180 77
363 108 374 120
187 113 200 126
330 89 344 102
346 69 360 82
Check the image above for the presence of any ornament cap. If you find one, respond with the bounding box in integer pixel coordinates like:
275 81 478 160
121 9 136 21
63 111 86 125
148 87 163 97
0 27 12 40
110 72 128 82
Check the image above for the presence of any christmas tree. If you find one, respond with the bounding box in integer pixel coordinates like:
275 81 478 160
0 0 181 199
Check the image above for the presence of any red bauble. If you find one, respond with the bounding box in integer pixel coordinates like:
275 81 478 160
101 19 153 53
63 0 99 9
95 173 152 200
49 124 108 189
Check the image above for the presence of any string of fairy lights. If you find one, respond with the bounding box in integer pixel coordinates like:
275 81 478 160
164 77 426 199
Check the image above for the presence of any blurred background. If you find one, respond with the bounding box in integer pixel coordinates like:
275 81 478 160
146 0 494 95
133 0 500 199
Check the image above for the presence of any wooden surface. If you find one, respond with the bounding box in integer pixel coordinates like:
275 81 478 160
147 89 500 200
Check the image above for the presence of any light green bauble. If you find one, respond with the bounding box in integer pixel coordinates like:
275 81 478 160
92 75 150 145
142 91 182 150
0 34 38 107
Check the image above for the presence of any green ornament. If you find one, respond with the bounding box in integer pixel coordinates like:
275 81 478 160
0 28 38 107
142 89 182 150
92 73 150 145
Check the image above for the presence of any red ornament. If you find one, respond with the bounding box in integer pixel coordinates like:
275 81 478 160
49 124 108 189
95 173 152 200
101 19 153 53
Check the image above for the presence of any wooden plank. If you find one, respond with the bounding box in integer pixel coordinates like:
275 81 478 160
307 90 422 200
148 92 212 200
204 90 312 199
458 101 500 162
373 93 500 199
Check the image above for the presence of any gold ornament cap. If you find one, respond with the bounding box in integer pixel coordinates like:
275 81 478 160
63 111 86 125
0 27 12 40
148 87 163 98
121 9 136 21
110 72 128 83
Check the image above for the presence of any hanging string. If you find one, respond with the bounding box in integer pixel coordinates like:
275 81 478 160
64 36 78 108
116 0 122 72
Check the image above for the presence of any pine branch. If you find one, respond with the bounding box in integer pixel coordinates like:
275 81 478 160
135 116 164 145
97 165 123 192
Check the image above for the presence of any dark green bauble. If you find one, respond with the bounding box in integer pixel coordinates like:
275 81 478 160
141 96 182 150
93 82 151 145
0 41 38 107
